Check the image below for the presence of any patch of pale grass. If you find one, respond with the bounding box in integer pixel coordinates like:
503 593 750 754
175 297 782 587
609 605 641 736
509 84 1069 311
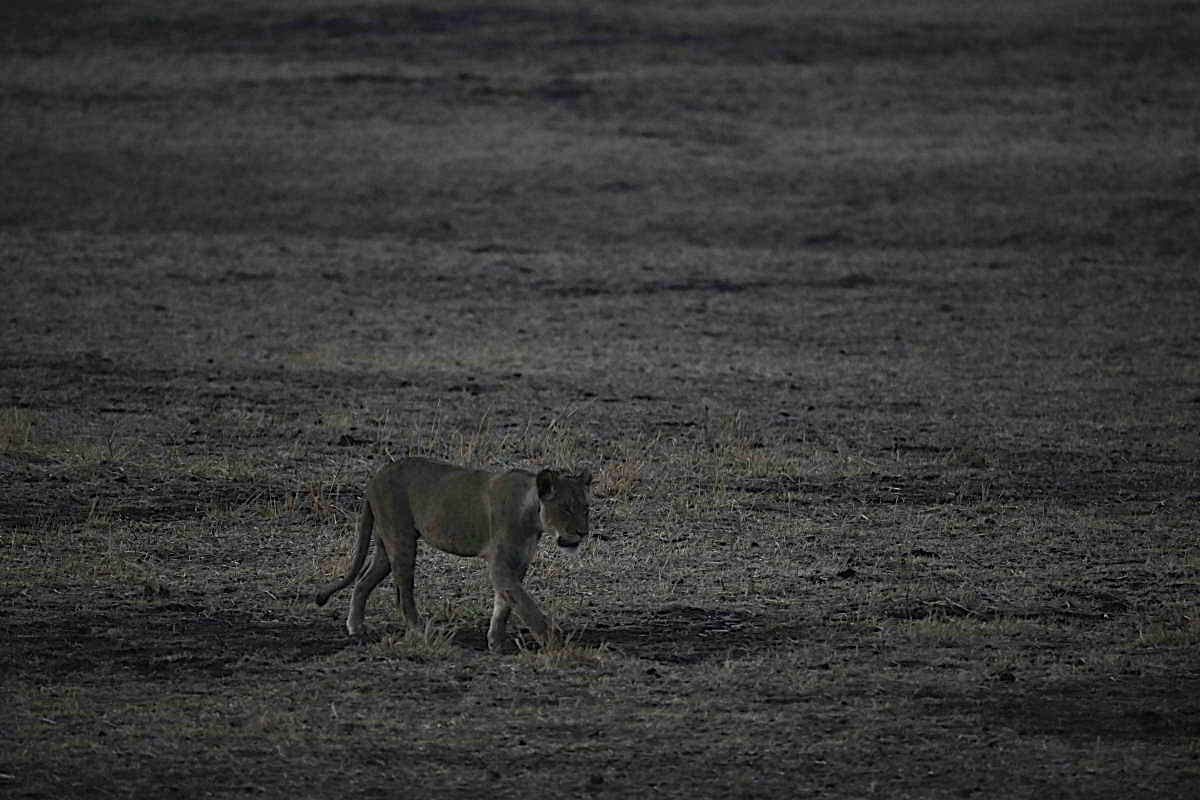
94 530 165 586
286 344 354 372
241 705 308 742
3 516 169 594
395 407 592 472
45 431 141 466
261 490 311 520
1135 605 1200 647
0 407 35 451
369 623 457 661
898 616 1045 646
789 442 881 480
517 630 610 668
423 595 487 628
677 409 883 500
7 684 88 748
532 405 588 468
256 479 351 522
597 433 659 504
451 411 502 467
214 407 277 435
168 451 265 482
323 404 592 480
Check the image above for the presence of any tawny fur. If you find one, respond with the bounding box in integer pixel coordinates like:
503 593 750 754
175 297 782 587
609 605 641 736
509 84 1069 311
315 457 591 652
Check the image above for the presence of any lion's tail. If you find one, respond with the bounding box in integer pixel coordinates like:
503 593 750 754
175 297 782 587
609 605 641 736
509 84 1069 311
313 498 374 606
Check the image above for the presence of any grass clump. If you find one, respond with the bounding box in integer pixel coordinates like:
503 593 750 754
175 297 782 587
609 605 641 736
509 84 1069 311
0 408 35 452
1135 606 1200 647
899 616 1045 647
517 631 611 668
369 623 457 661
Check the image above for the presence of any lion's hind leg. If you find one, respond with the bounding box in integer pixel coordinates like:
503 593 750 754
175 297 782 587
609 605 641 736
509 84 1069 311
386 526 421 631
371 499 422 632
346 544 391 637
487 591 515 653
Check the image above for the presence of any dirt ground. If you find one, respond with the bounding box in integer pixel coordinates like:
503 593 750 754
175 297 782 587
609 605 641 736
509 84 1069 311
2 1 1199 798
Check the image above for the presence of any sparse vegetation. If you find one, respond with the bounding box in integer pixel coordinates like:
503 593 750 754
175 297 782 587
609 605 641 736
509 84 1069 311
3 0 1199 798
370 623 458 662
0 407 34 452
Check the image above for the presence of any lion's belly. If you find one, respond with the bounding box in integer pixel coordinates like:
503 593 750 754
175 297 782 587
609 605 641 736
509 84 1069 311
415 512 489 557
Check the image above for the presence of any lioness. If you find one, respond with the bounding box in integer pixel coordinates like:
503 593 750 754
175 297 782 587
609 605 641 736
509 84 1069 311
315 457 592 652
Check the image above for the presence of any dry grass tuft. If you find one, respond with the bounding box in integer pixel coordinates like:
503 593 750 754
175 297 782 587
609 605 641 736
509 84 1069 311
517 630 611 668
369 623 457 661
0 407 35 452
1136 605 1200 647
390 408 590 472
899 616 1046 647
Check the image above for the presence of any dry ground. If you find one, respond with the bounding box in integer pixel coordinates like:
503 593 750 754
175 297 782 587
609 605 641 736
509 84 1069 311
2 1 1199 797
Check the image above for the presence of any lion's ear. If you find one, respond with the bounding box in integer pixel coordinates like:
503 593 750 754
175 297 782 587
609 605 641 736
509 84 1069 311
577 470 593 487
536 469 559 500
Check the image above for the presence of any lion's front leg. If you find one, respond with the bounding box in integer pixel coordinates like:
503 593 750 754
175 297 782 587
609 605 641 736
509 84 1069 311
488 557 557 652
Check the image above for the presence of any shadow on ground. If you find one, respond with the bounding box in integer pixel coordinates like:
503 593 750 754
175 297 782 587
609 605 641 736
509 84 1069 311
576 605 812 664
2 600 346 679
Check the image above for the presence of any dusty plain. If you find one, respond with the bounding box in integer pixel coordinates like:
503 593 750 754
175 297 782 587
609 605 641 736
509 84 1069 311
2 1 1198 797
